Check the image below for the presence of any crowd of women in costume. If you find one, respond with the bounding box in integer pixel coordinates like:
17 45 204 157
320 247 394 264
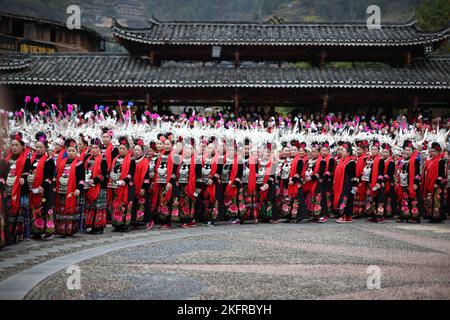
0 109 449 249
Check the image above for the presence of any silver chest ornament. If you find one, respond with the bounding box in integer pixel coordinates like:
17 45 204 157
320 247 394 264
58 164 71 194
361 160 373 182
202 160 212 184
276 161 283 176
178 159 190 184
6 160 17 196
27 160 39 187
400 160 409 187
241 160 250 183
305 159 315 180
281 158 292 180
221 162 232 182
256 162 268 184
157 163 168 183
85 160 95 189
108 159 123 188
149 158 156 173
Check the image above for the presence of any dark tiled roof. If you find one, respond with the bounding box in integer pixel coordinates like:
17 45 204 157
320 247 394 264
0 54 31 71
0 12 105 40
112 17 450 47
0 53 449 90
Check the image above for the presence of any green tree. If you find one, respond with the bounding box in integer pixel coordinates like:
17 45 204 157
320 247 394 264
416 0 450 31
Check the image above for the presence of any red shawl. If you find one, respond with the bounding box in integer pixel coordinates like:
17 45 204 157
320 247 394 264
311 155 324 191
247 155 257 195
56 148 66 169
383 157 393 193
151 151 166 210
422 153 445 195
56 157 79 212
356 154 367 178
133 156 149 197
79 148 88 162
369 155 381 191
30 153 48 209
333 156 353 209
104 143 114 170
407 152 419 198
85 154 103 203
6 151 28 214
287 154 301 198
203 152 219 201
163 149 177 202
111 154 132 204
225 154 239 198
184 153 197 200
394 157 403 199
301 156 308 177
259 158 273 202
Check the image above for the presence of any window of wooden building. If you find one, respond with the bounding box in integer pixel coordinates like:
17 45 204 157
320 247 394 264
50 29 57 42
23 22 35 38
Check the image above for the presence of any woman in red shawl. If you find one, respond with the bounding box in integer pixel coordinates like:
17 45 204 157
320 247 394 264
333 143 357 223
256 145 278 223
303 143 326 222
174 143 201 228
353 140 369 217
282 142 306 223
422 142 447 223
276 145 295 220
5 133 30 243
101 127 119 224
236 138 260 224
318 142 335 222
397 140 421 223
145 140 160 230
84 138 108 234
53 137 66 169
132 139 150 229
108 136 135 232
0 158 8 248
55 139 85 237
101 127 119 170
381 143 396 218
222 142 243 224
362 141 385 223
29 132 56 239
153 136 177 230
77 134 89 162
198 142 222 226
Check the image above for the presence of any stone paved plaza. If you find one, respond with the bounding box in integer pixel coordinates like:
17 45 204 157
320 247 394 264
0 219 449 300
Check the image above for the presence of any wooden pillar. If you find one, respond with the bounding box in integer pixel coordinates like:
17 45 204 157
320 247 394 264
320 50 326 68
322 93 329 115
234 92 240 116
149 49 157 66
145 93 152 112
409 95 418 121
57 92 62 105
404 50 412 66
234 49 240 68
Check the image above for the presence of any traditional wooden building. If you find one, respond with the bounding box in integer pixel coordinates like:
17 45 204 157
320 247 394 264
0 16 449 117
112 17 449 66
0 12 105 53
